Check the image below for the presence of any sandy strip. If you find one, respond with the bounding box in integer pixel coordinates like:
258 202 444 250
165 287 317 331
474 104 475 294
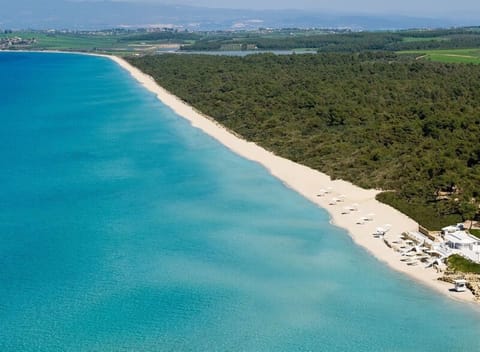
104 55 480 305
4 50 472 304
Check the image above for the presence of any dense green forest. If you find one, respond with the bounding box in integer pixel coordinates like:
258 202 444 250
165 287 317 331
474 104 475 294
127 53 480 229
181 28 480 52
119 31 201 42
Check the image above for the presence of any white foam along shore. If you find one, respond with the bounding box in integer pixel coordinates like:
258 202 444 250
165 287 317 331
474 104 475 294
13 49 468 305
101 54 480 305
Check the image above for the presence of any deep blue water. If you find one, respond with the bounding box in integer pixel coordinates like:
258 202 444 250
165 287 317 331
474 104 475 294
1 52 480 351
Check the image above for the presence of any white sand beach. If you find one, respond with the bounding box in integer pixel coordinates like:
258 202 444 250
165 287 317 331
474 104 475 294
107 54 477 304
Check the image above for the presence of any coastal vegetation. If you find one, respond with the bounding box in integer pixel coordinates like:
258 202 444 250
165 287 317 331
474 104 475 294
448 255 480 274
127 52 480 229
471 229 480 239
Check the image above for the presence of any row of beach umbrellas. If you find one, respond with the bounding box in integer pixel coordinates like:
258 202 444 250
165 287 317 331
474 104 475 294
317 186 391 235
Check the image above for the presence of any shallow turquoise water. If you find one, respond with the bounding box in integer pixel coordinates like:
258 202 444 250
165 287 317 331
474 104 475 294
1 52 479 351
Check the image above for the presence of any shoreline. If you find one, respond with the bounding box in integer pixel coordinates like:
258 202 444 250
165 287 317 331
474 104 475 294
3 50 476 305
108 55 478 306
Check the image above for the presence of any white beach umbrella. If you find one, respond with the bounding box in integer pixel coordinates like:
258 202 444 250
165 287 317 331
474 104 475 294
375 224 392 235
348 203 359 211
329 198 339 205
317 189 327 197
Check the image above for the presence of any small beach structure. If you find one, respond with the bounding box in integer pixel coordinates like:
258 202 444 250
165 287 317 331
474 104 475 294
407 231 434 248
424 256 446 269
375 224 391 236
443 225 460 234
453 279 467 292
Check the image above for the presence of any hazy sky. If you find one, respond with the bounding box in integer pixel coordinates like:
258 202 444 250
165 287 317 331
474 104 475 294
116 0 480 16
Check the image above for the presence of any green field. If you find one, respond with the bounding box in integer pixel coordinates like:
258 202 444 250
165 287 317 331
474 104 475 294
0 32 118 50
0 31 182 54
401 36 448 42
399 48 480 64
1 28 335 53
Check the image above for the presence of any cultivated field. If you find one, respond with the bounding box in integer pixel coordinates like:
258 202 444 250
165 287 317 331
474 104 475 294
400 48 480 64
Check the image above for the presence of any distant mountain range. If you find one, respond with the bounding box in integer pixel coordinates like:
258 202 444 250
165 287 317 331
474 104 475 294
1 0 478 30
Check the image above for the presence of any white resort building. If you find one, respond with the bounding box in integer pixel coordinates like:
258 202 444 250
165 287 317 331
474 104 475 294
442 224 480 263
399 223 480 268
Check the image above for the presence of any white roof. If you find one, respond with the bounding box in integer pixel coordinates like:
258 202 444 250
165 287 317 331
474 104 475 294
442 225 459 233
445 231 479 245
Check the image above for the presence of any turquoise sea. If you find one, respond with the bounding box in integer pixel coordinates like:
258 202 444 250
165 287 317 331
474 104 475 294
1 52 480 351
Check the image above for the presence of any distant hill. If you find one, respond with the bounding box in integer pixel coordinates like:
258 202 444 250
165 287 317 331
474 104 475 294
1 0 478 30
